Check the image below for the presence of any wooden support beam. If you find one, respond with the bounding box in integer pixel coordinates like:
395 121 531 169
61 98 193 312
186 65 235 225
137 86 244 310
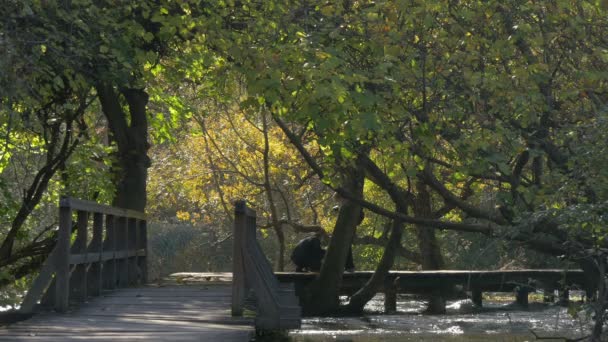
515 287 529 307
472 288 483 307
232 201 247 317
19 248 59 313
559 288 570 306
55 204 73 312
543 289 555 303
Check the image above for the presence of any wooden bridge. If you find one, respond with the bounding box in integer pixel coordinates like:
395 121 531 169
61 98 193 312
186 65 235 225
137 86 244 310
1 198 257 341
0 198 594 341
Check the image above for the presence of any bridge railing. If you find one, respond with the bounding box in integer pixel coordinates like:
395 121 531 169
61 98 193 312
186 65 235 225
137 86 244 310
231 200 301 330
19 197 147 313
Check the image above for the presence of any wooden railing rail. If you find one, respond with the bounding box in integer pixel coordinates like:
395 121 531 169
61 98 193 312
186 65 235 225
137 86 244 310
19 197 147 313
231 200 301 330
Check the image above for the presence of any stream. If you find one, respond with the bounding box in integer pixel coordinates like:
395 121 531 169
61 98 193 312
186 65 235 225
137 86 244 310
289 293 592 341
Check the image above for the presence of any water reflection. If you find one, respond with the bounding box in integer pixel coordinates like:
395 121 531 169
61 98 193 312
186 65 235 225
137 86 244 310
290 294 591 341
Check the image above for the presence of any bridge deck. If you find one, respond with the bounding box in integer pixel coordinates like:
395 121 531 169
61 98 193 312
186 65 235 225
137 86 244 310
0 283 253 342
173 269 587 291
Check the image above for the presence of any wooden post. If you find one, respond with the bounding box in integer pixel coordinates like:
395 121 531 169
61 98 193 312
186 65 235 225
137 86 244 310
55 201 72 312
585 288 596 303
515 287 529 307
232 200 247 316
103 215 117 290
138 219 148 284
384 278 397 313
472 288 483 307
559 288 570 306
87 213 103 296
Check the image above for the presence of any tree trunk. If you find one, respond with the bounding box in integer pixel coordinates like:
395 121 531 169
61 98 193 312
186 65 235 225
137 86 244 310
346 201 406 313
303 166 364 315
96 84 150 212
262 111 285 271
414 180 446 314
591 255 606 342
0 117 78 261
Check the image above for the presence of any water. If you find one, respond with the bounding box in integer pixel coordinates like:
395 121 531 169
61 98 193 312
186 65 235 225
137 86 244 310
289 294 592 341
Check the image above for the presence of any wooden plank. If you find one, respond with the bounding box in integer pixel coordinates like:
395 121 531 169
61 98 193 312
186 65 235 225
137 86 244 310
0 330 252 340
3 317 250 327
99 292 233 298
70 250 144 265
82 298 233 306
69 308 244 315
0 331 252 342
100 293 232 298
3 284 254 342
60 197 146 220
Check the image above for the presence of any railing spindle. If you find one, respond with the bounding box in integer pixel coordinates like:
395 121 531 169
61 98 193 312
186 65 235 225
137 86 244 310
88 213 104 296
117 217 129 288
103 215 117 290
138 220 148 284
128 218 138 286
70 211 89 302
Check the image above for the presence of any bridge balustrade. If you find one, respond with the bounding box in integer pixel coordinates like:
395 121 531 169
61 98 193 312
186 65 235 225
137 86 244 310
231 200 301 330
19 197 147 313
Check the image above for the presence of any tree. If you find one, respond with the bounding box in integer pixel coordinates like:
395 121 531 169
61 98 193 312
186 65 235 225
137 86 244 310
204 0 608 319
0 1 99 277
0 0 199 298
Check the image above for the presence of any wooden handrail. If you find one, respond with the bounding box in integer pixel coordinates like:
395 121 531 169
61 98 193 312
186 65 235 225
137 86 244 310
60 197 146 220
19 197 147 313
231 200 301 330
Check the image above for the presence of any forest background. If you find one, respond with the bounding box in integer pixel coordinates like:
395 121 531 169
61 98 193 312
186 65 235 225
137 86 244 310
1 0 607 338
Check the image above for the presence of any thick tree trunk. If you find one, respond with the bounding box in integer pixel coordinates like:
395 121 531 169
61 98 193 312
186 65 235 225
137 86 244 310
414 180 446 314
96 84 150 212
302 166 364 315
